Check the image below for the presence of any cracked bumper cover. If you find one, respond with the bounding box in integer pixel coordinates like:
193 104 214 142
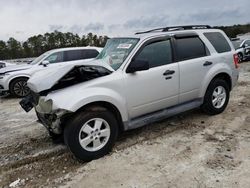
36 110 68 134
20 94 70 134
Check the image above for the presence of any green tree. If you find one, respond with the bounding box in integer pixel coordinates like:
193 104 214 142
7 38 23 59
0 30 108 59
0 40 9 59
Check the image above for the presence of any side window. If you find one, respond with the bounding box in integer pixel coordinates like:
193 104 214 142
64 50 83 61
244 40 250 47
45 52 63 64
204 32 231 53
175 37 207 61
136 40 172 68
85 50 99 59
0 62 5 68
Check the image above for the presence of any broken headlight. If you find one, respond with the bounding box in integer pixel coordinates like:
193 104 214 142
36 98 53 113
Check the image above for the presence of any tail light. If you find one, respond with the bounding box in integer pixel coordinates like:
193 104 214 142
233 54 239 69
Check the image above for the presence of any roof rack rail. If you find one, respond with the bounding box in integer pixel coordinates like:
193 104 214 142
135 25 212 35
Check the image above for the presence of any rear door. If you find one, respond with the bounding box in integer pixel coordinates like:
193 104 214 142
175 34 211 103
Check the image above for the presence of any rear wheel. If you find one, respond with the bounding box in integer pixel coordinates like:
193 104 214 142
201 79 230 115
64 107 118 161
9 78 30 98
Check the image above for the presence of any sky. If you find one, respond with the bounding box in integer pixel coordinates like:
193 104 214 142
0 0 249 41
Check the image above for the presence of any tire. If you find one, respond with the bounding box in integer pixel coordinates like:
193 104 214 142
9 77 30 98
64 107 118 161
201 79 230 115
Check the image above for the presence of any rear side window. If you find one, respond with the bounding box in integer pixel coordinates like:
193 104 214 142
85 50 99 59
244 40 250 46
64 49 99 61
175 37 207 61
136 40 172 68
64 50 83 61
204 32 231 53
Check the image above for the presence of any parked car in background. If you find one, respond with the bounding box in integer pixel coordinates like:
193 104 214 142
0 61 16 69
0 47 102 97
20 25 239 161
232 38 250 62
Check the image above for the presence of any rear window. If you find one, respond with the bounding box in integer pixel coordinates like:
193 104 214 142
175 37 207 61
204 32 231 53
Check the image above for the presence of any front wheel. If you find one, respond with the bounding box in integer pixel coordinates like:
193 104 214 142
201 79 230 115
9 78 30 98
64 107 118 161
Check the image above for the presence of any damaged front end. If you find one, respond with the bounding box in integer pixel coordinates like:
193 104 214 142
20 91 71 134
20 63 113 134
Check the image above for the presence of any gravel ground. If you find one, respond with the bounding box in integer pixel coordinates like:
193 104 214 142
0 62 250 188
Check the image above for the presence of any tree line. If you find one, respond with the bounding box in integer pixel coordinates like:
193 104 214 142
0 24 250 60
215 24 250 38
0 31 109 60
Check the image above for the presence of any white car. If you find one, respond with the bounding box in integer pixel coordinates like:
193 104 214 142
0 61 16 69
232 39 250 62
0 47 102 97
21 25 239 161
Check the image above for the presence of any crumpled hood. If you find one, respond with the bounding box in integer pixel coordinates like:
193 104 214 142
28 59 114 93
0 64 32 74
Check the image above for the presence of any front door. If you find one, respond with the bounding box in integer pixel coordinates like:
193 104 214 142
124 38 179 119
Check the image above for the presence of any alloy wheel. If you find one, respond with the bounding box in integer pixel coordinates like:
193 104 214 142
212 86 226 109
79 118 111 152
13 80 30 97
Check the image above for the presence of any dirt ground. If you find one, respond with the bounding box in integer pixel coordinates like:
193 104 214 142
0 62 250 188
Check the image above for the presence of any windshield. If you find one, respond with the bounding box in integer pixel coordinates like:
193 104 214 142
96 38 139 70
30 51 51 65
232 40 243 49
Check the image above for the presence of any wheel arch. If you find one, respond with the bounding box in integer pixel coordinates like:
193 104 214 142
71 101 125 132
211 72 232 91
201 72 232 99
9 76 30 88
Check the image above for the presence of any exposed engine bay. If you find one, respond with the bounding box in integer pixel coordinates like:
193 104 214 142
20 65 112 113
44 65 112 94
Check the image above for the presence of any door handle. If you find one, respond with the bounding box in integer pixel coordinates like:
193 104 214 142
203 61 213 66
163 70 175 76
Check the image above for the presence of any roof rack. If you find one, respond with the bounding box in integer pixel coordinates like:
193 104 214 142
135 25 212 35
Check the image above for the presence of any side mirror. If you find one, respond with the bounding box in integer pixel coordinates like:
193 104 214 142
41 60 50 67
126 59 149 73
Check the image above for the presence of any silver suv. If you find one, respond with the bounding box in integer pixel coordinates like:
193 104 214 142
20 25 239 161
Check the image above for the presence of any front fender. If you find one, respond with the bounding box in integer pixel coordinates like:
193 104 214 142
199 62 232 98
46 87 129 122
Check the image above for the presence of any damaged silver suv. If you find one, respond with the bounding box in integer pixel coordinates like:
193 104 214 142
20 25 239 161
